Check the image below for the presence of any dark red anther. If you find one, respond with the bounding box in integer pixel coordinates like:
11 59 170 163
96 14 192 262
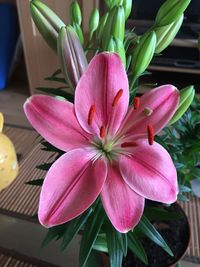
112 89 123 107
147 125 154 145
88 105 96 125
121 142 138 148
133 97 140 109
100 126 106 138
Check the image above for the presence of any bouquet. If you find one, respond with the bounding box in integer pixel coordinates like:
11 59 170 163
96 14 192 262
24 0 196 266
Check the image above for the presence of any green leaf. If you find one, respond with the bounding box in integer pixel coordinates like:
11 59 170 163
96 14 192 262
138 215 173 257
37 87 74 102
51 69 62 77
36 162 54 171
144 207 182 221
42 224 67 247
45 76 67 84
26 179 44 186
106 224 123 267
79 202 105 267
61 209 92 251
116 231 127 256
128 231 148 265
93 234 108 253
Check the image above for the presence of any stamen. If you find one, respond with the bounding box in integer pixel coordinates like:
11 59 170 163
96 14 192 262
112 89 123 107
133 97 140 109
121 142 138 148
88 105 96 125
100 126 106 138
147 125 154 145
143 107 153 116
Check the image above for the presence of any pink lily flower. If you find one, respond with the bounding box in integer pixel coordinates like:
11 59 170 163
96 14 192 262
24 53 179 233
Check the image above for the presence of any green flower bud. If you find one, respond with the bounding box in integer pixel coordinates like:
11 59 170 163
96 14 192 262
102 6 125 49
72 23 84 45
30 0 65 51
132 31 157 77
57 26 88 91
89 9 100 40
106 36 126 66
123 0 132 20
155 0 191 26
104 0 122 9
96 12 109 40
154 15 183 54
70 1 82 26
169 85 195 125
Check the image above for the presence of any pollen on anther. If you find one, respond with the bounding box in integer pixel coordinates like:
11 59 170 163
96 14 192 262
133 97 140 109
100 126 106 138
121 142 138 148
88 105 96 125
112 89 123 107
147 125 154 145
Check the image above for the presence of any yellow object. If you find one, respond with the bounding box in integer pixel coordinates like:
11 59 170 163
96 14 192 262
0 113 18 191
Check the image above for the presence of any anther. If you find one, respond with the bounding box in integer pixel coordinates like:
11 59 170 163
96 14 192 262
133 97 140 109
88 105 96 125
121 142 138 148
147 125 154 145
112 89 123 107
100 126 106 138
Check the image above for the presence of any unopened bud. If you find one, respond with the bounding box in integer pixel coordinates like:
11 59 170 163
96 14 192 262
89 9 100 40
30 0 65 51
96 12 109 40
102 6 125 49
132 31 156 77
57 26 88 92
169 85 195 125
106 36 126 66
70 1 82 26
154 15 183 54
123 0 132 20
155 0 191 26
72 23 84 45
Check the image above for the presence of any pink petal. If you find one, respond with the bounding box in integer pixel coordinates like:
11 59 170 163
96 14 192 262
75 52 129 138
101 164 145 233
119 85 179 139
24 95 91 152
39 149 107 227
119 141 178 204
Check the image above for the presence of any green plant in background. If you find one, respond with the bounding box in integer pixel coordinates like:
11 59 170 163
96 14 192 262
26 0 198 266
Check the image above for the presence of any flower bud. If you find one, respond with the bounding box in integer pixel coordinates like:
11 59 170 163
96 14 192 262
104 0 122 9
96 12 109 40
72 23 84 45
154 15 183 54
123 0 132 20
106 37 126 66
30 0 65 51
169 85 195 125
89 9 100 40
155 0 191 26
70 1 82 26
57 26 88 91
132 31 157 77
102 6 125 49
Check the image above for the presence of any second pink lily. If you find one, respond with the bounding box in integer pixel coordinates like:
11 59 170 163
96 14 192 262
24 52 179 233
